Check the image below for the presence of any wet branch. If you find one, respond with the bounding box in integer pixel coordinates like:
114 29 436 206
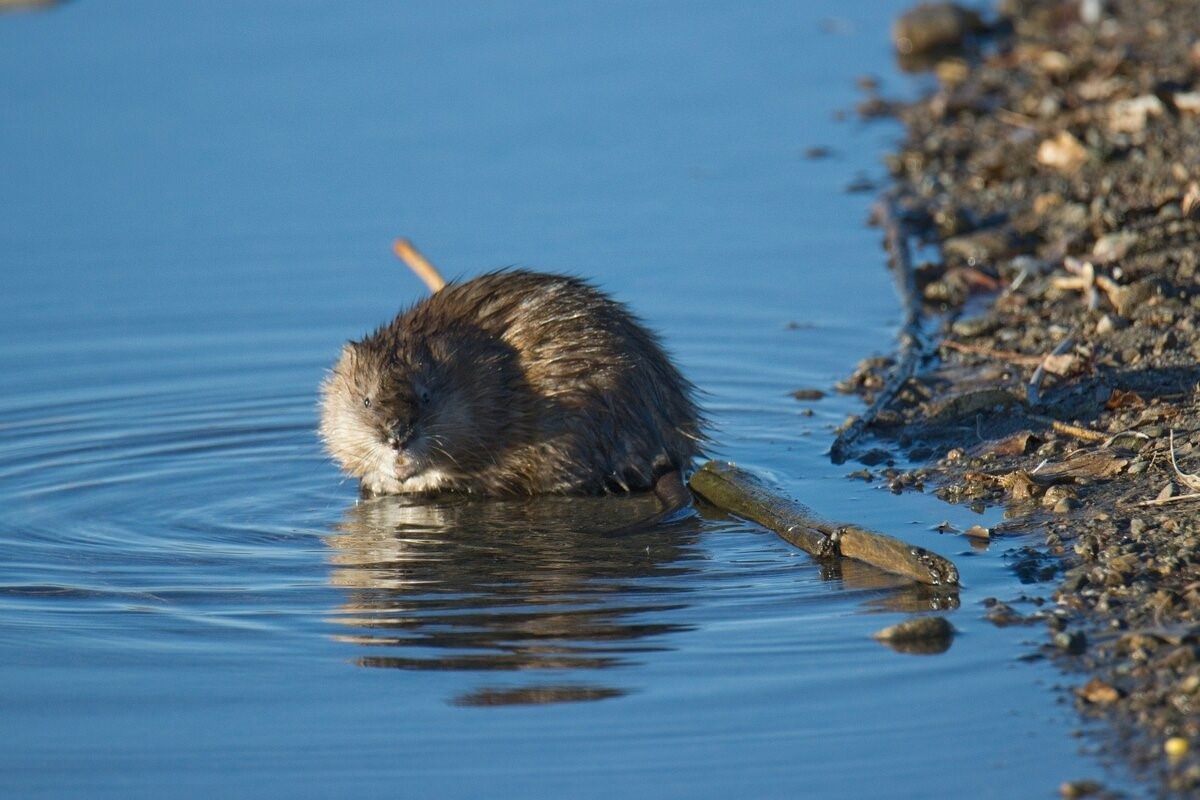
689 461 959 587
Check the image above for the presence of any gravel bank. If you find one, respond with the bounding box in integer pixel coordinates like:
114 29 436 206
841 1 1200 793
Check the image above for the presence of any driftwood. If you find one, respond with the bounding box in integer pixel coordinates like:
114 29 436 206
830 193 928 464
688 461 959 587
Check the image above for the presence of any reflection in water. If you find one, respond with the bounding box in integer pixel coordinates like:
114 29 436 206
326 495 961 705
700 507 961 614
325 493 702 703
875 633 954 656
0 0 65 12
453 685 626 707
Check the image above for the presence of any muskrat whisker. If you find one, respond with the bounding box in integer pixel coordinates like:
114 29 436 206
428 444 466 472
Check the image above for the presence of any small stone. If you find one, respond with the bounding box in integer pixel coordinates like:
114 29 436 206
844 173 878 193
873 615 955 654
1055 630 1088 655
1059 780 1104 799
985 602 1027 626
1038 50 1072 74
951 317 999 338
1077 677 1121 705
1038 131 1088 173
891 3 984 56
790 388 826 401
1166 737 1189 760
1108 94 1166 133
860 448 892 467
1042 485 1078 509
1033 192 1064 215
1175 91 1200 114
934 57 970 85
1092 231 1137 264
964 524 991 540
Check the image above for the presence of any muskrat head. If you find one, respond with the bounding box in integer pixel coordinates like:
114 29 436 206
319 340 445 497
319 332 516 497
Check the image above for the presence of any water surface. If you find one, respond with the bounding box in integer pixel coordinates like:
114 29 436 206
0 2 1128 797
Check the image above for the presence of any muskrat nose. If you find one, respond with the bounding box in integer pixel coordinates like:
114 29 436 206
386 423 415 450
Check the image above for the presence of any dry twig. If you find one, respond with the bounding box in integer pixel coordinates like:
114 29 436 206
1025 413 1107 443
1168 429 1200 491
689 461 959 586
941 339 1045 365
830 193 928 463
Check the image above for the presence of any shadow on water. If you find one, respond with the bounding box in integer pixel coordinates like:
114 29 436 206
325 493 960 705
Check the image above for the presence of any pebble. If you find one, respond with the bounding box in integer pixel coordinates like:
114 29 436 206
1166 737 1189 760
1055 630 1088 655
891 2 983 56
873 615 955 643
1037 131 1088 172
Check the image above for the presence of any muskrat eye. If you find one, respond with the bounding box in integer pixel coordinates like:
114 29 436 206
363 397 372 408
420 389 430 405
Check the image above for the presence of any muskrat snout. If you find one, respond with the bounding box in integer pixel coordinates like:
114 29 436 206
385 421 415 451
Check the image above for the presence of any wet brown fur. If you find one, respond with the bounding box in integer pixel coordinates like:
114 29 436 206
320 270 704 498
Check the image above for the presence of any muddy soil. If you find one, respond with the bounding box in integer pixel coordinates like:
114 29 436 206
840 0 1200 793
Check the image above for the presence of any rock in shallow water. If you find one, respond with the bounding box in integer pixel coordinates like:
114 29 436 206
873 615 955 654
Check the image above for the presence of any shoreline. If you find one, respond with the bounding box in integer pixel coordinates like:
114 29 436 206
843 1 1200 794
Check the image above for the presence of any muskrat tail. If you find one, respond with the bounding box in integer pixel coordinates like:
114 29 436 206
600 470 695 537
392 238 447 293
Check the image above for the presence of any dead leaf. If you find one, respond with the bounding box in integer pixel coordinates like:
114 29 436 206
1105 389 1146 411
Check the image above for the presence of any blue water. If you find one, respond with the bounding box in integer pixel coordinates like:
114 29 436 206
1 2 1129 798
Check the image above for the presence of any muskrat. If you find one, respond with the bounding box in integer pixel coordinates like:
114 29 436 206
319 269 704 519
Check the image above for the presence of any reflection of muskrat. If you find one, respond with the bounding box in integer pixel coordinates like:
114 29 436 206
319 268 704 519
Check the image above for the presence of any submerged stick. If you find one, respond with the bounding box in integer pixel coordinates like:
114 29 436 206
392 238 447 293
688 462 835 558
688 461 959 586
829 193 928 464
